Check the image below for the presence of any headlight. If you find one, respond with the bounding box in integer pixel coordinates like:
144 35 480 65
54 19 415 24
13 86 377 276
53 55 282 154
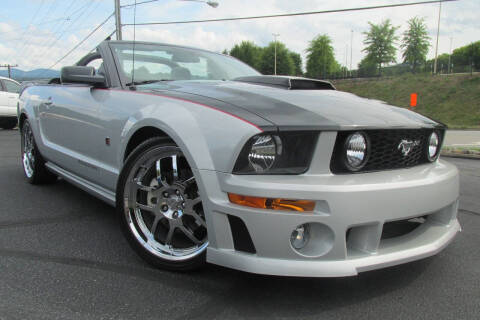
427 131 440 161
247 135 282 172
233 132 318 175
344 132 369 171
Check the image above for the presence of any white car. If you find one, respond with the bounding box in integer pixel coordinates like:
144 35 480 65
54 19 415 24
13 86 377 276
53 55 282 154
0 76 20 129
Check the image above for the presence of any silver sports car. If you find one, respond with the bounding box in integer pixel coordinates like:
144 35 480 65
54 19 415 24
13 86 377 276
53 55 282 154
18 40 460 277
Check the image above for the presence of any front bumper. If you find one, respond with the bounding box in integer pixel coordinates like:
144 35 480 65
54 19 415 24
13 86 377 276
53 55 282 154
197 157 460 277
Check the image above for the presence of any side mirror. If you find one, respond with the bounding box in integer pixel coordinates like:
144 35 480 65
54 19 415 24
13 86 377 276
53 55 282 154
61 66 106 87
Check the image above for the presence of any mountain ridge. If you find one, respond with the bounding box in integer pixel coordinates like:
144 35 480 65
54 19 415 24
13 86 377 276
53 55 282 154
0 68 60 80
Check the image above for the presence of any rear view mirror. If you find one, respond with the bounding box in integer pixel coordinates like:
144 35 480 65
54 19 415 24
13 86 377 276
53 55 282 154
61 66 106 86
170 51 200 63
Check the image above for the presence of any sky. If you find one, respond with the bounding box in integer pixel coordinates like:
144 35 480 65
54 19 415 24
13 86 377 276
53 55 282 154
0 0 478 71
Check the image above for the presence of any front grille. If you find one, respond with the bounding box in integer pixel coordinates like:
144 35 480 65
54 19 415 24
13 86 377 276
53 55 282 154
331 129 444 173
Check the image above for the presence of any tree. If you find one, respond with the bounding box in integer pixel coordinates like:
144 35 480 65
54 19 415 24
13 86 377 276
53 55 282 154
289 51 303 76
450 41 480 70
258 41 294 75
229 41 263 70
305 34 340 79
358 55 380 77
222 49 229 55
401 17 430 72
362 19 399 75
427 41 480 73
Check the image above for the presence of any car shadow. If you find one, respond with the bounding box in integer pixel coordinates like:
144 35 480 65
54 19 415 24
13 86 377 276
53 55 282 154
2 163 434 319
178 258 432 319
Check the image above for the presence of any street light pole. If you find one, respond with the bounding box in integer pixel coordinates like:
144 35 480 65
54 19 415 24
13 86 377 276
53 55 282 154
114 0 122 40
350 30 353 76
345 44 348 78
272 33 280 75
448 37 453 74
433 1 442 75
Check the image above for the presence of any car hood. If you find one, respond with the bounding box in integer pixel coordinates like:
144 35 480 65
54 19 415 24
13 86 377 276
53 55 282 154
145 80 441 131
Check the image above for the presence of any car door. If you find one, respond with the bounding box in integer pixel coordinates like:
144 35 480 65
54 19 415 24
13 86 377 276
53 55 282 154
2 79 20 108
0 81 8 110
37 83 106 184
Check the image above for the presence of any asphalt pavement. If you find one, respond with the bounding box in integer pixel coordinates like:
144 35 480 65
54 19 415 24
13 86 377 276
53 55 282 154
0 129 479 320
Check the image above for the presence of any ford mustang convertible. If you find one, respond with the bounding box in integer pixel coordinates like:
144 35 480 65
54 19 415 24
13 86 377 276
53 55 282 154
17 40 460 276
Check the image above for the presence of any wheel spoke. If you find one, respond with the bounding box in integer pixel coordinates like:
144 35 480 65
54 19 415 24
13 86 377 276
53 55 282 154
150 216 161 234
186 198 201 210
183 176 195 185
184 198 206 227
191 212 207 227
136 202 155 213
165 223 175 245
132 179 156 192
171 155 178 182
155 159 172 189
135 164 150 182
179 226 201 244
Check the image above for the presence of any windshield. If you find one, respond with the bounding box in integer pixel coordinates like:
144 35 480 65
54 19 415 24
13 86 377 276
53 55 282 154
110 43 260 84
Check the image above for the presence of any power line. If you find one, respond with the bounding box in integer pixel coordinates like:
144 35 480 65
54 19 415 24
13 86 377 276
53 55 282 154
0 0 87 37
121 0 160 8
87 30 117 54
17 0 60 56
123 0 457 26
44 13 114 72
28 1 99 65
14 0 46 54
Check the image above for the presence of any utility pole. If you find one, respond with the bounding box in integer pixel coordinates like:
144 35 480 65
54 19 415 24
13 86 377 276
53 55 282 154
272 33 280 75
433 1 442 74
448 37 453 74
114 0 122 40
0 64 18 79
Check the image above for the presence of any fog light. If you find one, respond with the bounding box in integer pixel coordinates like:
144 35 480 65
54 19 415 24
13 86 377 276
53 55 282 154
290 224 310 249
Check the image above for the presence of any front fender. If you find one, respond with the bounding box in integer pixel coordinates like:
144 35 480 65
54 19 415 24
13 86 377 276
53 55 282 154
115 91 263 174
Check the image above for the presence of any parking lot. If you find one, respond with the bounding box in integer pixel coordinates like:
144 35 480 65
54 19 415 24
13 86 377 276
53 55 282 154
0 128 479 320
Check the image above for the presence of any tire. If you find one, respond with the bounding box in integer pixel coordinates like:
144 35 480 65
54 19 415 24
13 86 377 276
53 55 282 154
1 118 17 129
116 137 208 271
21 120 57 184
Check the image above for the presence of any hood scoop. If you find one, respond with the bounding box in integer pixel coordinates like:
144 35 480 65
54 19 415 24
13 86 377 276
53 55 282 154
233 75 335 90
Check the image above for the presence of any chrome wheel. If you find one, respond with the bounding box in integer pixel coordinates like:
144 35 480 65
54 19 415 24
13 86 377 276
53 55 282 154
123 148 208 261
22 122 35 178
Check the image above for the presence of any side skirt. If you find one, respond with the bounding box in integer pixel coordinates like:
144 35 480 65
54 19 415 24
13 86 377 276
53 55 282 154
45 162 116 207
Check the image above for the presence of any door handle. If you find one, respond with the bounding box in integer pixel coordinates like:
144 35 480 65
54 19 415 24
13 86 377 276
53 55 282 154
44 97 53 106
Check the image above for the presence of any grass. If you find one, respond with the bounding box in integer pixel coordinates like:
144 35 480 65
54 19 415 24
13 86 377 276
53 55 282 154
443 146 480 155
334 73 480 129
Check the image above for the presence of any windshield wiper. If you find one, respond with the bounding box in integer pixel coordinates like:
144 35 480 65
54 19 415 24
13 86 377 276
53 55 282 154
125 79 172 87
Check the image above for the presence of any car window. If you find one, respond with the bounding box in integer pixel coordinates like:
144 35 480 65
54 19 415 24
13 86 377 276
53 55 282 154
122 59 173 81
3 80 20 94
111 43 260 83
86 58 104 75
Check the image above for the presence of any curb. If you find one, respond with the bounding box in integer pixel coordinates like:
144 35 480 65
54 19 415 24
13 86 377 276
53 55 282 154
441 152 480 160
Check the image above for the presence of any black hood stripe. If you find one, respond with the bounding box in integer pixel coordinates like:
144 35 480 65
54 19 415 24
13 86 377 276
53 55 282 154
106 88 270 132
